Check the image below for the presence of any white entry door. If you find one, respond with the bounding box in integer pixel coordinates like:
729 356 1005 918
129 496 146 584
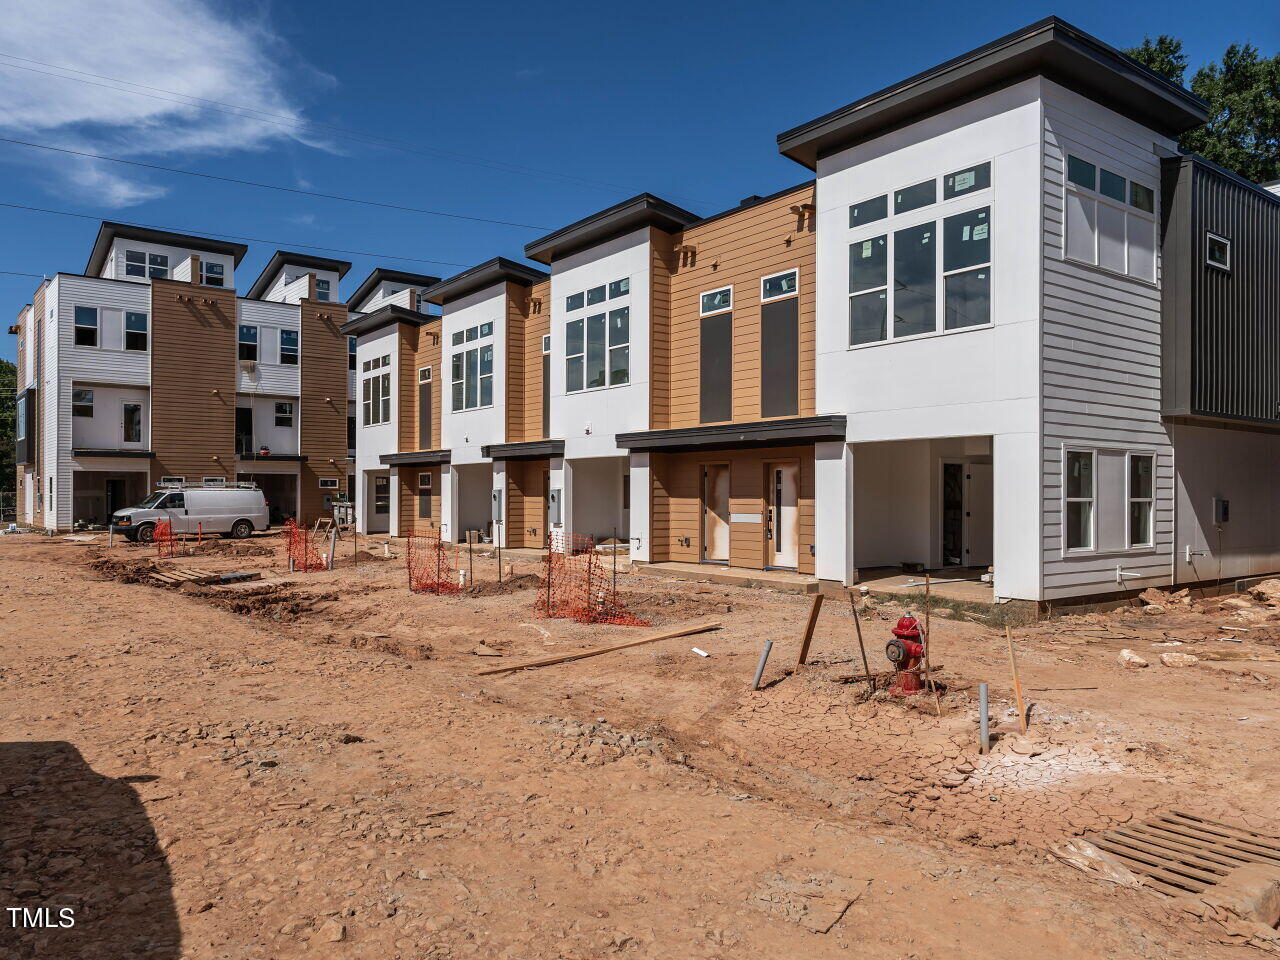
701 464 730 563
965 462 994 567
767 462 799 569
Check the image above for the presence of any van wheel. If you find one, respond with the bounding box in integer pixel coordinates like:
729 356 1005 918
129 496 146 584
230 520 254 540
135 523 156 544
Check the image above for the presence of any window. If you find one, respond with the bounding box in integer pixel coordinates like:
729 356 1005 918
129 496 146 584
848 235 888 345
148 253 169 280
202 477 225 486
942 207 991 330
586 285 606 306
1207 233 1231 271
362 361 391 425
417 472 433 519
419 366 432 382
319 478 339 489
566 291 584 312
238 325 258 362
124 312 148 351
893 221 936 338
124 250 146 278
348 336 357 371
1128 453 1154 548
894 179 935 215
274 402 294 428
347 415 355 451
159 476 184 485
279 329 299 365
566 309 627 392
451 331 464 346
608 278 629 299
608 308 630 386
478 322 493 338
943 162 990 199
201 261 225 287
160 493 185 509
123 403 142 443
1064 450 1095 550
541 334 551 354
72 389 93 418
315 278 331 302
451 343 493 410
700 287 732 316
1063 153 1156 282
16 399 25 439
761 269 798 302
74 306 99 347
849 195 887 228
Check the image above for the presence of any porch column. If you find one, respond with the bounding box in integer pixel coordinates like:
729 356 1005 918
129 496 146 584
356 470 369 536
992 431 1041 601
814 441 856 586
549 456 572 542
441 465 460 544
491 460 508 548
388 468 400 537
628 452 651 562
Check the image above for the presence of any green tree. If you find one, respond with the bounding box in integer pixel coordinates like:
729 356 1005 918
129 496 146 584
1126 36 1280 184
0 359 14 494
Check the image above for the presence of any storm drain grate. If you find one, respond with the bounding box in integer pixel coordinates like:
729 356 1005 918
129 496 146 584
1086 811 1280 897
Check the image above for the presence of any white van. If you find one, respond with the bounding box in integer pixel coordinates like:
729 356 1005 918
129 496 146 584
110 483 271 542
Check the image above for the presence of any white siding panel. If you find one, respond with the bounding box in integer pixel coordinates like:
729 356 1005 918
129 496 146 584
236 299 301 396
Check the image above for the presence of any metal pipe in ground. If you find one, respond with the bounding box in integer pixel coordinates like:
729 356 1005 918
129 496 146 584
978 682 990 754
752 639 774 691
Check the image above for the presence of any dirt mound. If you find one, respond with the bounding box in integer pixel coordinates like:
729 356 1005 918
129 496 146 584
620 589 733 622
462 573 542 597
346 632 434 660
195 585 337 622
195 539 278 557
86 553 155 584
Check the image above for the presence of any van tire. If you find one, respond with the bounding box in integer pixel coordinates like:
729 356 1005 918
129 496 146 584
135 523 157 544
230 519 254 540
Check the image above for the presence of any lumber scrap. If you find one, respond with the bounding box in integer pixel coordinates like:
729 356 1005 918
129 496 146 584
476 621 722 676
794 594 824 668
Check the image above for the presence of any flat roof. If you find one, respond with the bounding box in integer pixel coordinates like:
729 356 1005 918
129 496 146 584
339 303 434 338
245 250 353 301
617 415 848 452
85 222 249 276
346 268 441 311
423 257 548 307
777 16 1211 169
523 194 701 265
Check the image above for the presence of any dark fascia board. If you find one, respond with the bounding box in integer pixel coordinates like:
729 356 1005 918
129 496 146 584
423 257 548 306
480 439 565 461
523 194 702 265
340 303 435 338
237 454 308 462
245 250 354 301
776 16 1211 169
380 449 452 466
85 221 249 276
347 267 442 312
72 448 156 459
616 416 847 452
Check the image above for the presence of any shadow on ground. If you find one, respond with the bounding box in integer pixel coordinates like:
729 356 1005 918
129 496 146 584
0 741 179 959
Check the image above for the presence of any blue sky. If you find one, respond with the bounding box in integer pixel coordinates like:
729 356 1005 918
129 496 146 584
1 0 1275 363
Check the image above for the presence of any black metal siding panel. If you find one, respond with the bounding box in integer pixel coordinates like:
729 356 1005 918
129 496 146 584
1160 157 1194 417
760 298 800 418
699 313 733 424
1187 161 1280 425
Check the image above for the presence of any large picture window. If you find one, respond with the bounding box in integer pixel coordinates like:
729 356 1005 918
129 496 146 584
362 354 391 426
452 344 493 410
565 280 631 392
1063 152 1156 282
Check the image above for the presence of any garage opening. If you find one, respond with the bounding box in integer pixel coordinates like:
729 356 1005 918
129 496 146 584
237 472 297 526
72 471 148 526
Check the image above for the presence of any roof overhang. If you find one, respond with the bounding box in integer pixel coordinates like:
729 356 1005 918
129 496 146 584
72 448 156 459
616 416 847 452
340 303 435 338
777 16 1211 169
347 268 442 312
524 194 701 265
245 251 353 301
480 439 564 461
85 222 249 276
380 449 452 467
424 257 548 307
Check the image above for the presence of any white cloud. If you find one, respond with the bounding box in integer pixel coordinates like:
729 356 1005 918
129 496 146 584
0 0 328 207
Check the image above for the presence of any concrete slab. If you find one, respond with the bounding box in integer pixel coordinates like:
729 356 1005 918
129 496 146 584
633 561 819 594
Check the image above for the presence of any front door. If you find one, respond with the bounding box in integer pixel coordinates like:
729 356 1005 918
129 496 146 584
701 464 730 563
121 403 143 448
942 462 964 565
104 478 124 518
765 461 799 569
965 462 994 567
235 407 254 456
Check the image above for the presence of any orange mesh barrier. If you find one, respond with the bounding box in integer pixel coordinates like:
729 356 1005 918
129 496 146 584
154 520 177 559
284 518 326 572
406 535 460 594
535 532 648 626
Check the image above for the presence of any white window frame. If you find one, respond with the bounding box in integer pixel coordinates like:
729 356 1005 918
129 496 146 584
362 359 392 426
121 401 143 445
124 249 147 279
318 478 339 489
348 336 357 371
1126 451 1156 549
565 301 630 393
73 306 99 348
1062 149 1158 283
200 261 225 287
147 253 169 280
72 388 94 418
451 343 494 411
419 366 432 383
760 268 799 303
274 401 294 428
1062 447 1097 554
279 328 299 365
202 476 226 486
158 476 185 485
238 324 259 362
541 334 551 354
123 311 149 352
1206 233 1231 272
699 285 733 317
315 277 331 302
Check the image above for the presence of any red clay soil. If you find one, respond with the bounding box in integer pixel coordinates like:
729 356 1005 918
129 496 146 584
3 533 1280 957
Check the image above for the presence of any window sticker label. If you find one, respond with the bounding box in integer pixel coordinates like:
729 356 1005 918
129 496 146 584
955 171 975 191
973 223 989 241
861 240 873 257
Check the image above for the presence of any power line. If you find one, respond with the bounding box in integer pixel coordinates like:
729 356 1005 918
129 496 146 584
0 269 45 278
0 199 471 268
0 53 715 208
0 136 550 230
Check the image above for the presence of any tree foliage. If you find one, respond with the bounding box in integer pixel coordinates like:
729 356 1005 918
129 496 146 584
0 359 14 493
1126 36 1280 184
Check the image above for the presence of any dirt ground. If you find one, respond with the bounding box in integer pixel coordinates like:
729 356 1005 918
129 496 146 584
4 530 1280 958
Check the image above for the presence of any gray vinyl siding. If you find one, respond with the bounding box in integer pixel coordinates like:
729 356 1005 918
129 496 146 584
236 298 302 396
1039 84 1175 599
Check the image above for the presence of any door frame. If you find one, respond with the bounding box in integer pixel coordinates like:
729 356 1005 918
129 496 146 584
698 460 731 565
937 457 993 569
120 400 144 448
763 459 800 570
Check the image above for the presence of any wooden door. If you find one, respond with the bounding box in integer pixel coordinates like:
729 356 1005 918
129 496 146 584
766 462 799 569
701 464 730 563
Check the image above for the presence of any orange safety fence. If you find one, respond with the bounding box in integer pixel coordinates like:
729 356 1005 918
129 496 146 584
284 518 327 572
406 535 461 594
154 520 177 559
535 532 648 626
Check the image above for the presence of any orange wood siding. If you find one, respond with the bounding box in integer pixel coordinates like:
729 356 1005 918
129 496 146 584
655 185 815 429
505 458 549 548
298 299 349 523
649 228 677 429
648 445 815 574
504 283 526 443
150 278 237 485
413 320 443 450
396 465 441 537
397 329 416 453
524 280 551 441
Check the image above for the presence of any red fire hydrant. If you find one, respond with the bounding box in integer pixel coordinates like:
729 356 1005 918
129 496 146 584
885 614 925 697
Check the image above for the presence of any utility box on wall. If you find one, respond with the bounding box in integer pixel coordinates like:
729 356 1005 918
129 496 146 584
1214 497 1230 525
491 489 503 525
548 488 562 524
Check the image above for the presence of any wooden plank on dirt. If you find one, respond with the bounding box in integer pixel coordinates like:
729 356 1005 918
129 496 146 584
1161 813 1280 856
476 621 722 676
1119 826 1249 870
1101 832 1233 876
794 594 824 668
1148 818 1280 864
